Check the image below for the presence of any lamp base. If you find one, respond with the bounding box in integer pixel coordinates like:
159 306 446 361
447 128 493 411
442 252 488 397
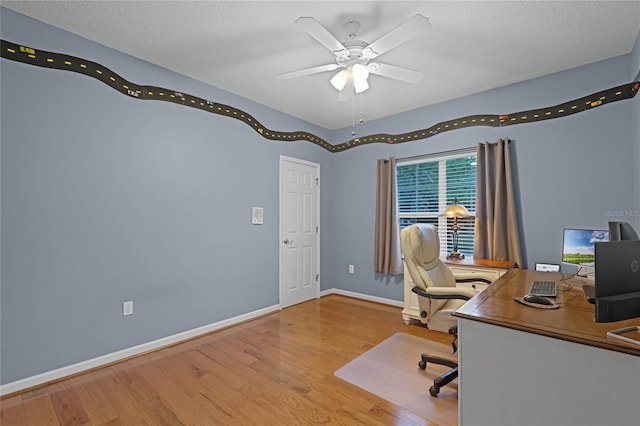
446 252 465 260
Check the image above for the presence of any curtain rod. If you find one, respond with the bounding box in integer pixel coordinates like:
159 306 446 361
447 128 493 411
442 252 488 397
396 146 477 163
396 138 511 163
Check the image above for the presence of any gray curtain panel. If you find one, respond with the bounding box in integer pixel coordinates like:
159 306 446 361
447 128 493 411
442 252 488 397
474 139 523 267
374 158 403 274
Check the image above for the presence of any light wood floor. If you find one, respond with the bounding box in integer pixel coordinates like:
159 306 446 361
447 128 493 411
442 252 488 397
1 295 457 425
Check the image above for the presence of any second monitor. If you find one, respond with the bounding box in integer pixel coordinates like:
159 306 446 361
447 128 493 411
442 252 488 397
608 221 640 241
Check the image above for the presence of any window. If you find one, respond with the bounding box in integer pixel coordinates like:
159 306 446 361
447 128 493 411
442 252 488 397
397 150 477 257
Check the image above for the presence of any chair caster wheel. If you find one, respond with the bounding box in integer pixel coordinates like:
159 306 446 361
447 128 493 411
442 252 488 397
429 386 439 397
418 360 426 370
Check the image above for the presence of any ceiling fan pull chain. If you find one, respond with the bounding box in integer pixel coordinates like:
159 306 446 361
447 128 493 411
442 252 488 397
352 92 356 136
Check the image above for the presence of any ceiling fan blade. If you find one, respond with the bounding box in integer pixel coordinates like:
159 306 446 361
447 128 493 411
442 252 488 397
295 17 349 58
277 64 339 80
368 62 424 84
337 80 354 102
362 14 430 60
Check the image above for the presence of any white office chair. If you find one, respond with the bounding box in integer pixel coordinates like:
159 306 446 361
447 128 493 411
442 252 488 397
401 223 494 332
400 223 494 396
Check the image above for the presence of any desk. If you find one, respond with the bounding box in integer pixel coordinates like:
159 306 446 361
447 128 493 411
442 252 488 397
454 269 640 426
402 257 514 324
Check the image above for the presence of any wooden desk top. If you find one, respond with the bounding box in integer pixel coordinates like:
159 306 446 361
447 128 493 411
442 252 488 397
454 269 640 357
444 256 516 270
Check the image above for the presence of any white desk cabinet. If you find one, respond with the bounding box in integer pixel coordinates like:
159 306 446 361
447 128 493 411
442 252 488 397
454 269 640 426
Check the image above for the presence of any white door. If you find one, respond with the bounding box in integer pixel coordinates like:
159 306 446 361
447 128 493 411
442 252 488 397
279 156 320 309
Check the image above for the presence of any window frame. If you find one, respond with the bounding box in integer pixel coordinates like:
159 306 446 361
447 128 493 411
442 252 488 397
396 148 477 258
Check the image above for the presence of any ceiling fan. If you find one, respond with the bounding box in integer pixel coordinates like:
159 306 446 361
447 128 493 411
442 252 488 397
277 14 431 101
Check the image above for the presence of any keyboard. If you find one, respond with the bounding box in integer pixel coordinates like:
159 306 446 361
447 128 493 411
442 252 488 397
529 280 558 297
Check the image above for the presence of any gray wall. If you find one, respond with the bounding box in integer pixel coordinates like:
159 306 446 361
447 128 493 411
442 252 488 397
1 7 638 385
0 9 333 384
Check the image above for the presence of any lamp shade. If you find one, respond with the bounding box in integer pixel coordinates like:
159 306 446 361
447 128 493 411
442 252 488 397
330 69 349 91
352 64 370 93
330 65 370 94
439 199 474 218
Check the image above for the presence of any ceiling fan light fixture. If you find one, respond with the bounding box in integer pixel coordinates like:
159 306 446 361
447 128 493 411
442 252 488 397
352 64 370 93
330 69 349 91
354 78 369 94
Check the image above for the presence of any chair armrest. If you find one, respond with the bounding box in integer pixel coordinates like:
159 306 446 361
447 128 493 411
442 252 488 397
453 272 494 285
411 286 476 301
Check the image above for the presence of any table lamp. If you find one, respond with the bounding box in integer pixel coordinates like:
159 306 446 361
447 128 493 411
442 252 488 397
440 197 474 259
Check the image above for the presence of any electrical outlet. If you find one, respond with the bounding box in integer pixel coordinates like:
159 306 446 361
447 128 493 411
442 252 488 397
123 301 133 316
349 264 355 274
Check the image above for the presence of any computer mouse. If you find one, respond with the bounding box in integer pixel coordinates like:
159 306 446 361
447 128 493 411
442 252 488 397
523 295 553 305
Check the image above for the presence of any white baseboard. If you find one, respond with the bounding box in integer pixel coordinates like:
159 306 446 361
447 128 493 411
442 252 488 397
0 289 403 396
320 288 403 308
0 304 280 396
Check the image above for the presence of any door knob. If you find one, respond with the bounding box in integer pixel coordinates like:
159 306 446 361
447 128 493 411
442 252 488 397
283 238 294 245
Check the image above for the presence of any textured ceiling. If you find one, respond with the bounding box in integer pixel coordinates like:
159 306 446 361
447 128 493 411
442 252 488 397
2 1 639 130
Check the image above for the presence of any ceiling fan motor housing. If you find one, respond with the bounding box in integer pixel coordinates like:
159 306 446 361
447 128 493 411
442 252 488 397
337 40 369 67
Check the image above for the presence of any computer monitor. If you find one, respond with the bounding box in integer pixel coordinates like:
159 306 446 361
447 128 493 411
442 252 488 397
561 228 609 277
594 240 640 323
608 221 639 241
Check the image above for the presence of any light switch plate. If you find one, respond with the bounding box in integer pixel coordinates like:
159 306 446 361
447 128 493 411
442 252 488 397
123 301 133 316
252 207 263 224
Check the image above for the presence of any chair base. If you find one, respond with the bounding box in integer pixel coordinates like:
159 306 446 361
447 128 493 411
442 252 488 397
418 354 458 397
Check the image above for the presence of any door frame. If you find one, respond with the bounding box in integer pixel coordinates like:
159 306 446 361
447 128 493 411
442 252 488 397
279 155 321 308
